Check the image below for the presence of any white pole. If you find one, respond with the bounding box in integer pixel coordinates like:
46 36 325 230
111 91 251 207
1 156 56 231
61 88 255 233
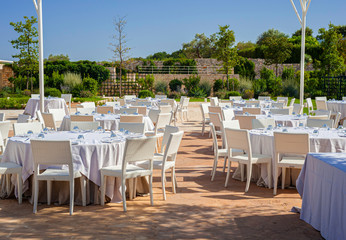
300 11 306 105
33 0 44 113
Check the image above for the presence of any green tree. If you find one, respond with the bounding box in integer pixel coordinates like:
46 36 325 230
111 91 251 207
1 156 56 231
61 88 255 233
262 36 293 76
182 33 216 58
214 25 238 90
292 27 314 37
237 41 256 51
256 29 288 46
10 16 39 91
316 24 346 75
46 54 69 62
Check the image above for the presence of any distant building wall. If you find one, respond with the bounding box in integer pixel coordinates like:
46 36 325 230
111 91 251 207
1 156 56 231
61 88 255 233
0 64 14 88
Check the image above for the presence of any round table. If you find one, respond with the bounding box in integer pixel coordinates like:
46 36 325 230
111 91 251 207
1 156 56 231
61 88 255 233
60 114 155 131
24 97 69 118
0 131 148 204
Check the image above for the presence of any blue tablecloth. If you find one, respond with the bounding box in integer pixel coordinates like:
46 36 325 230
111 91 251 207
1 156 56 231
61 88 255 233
297 153 346 240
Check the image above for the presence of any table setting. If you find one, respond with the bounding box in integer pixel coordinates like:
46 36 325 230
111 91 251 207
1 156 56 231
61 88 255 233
24 96 69 118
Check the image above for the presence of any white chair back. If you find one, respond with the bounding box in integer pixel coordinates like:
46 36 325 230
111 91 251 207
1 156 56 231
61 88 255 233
208 106 223 120
162 131 184 165
0 113 5 121
80 102 96 108
313 110 331 118
210 97 219 107
76 107 95 115
118 122 145 134
272 102 284 109
276 97 288 106
97 106 114 114
209 112 222 129
0 121 11 145
155 113 172 133
161 99 175 108
274 132 310 156
17 114 32 123
225 128 251 156
200 103 210 118
242 107 261 115
31 140 73 166
122 137 156 165
252 118 275 129
70 121 100 131
161 125 179 152
315 96 327 101
343 97 346 101
229 96 242 101
41 113 57 130
61 94 72 112
245 100 260 107
124 95 136 100
129 106 147 115
306 119 334 128
222 120 240 143
36 110 44 127
219 102 233 108
270 108 290 115
13 122 43 136
105 102 120 107
289 98 295 107
70 115 94 122
114 108 138 115
333 112 341 128
48 108 66 122
120 115 143 123
234 115 256 130
292 104 303 115
258 96 270 101
159 105 172 113
315 100 328 110
222 109 235 121
306 98 313 113
148 109 161 124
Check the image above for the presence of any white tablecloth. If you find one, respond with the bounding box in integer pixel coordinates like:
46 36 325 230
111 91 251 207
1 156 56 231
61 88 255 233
297 153 346 240
24 98 69 118
128 98 178 109
327 100 346 119
0 131 147 203
60 114 154 131
256 114 308 127
241 128 346 187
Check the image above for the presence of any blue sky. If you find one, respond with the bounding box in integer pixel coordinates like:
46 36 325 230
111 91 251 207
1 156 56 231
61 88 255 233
1 0 345 62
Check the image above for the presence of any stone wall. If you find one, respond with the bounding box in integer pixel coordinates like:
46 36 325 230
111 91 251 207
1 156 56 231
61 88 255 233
249 58 314 78
0 64 14 89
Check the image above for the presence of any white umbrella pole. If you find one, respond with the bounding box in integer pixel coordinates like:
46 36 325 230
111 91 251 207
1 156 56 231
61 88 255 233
33 0 44 113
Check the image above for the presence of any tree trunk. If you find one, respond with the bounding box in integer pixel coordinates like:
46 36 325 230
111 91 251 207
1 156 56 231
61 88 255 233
119 66 122 97
275 64 278 77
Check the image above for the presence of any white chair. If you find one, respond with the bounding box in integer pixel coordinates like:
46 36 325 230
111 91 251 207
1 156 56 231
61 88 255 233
333 112 341 128
209 112 223 137
306 119 334 128
222 109 235 121
48 108 66 122
36 110 45 128
119 122 145 134
148 109 161 125
146 113 172 140
273 132 310 195
139 131 184 200
76 107 95 115
70 115 94 122
229 96 242 101
120 115 143 123
105 102 120 107
96 106 114 114
271 102 284 109
292 104 303 115
312 109 331 118
159 125 180 154
0 121 11 146
70 121 100 131
41 113 57 130
315 96 327 101
100 136 157 211
17 114 32 123
343 120 346 127
315 100 328 110
210 97 219 107
13 122 43 136
114 108 138 115
258 96 270 101
0 160 22 204
251 118 275 129
277 97 288 106
289 98 295 107
245 100 260 107
242 107 261 115
200 104 210 136
234 115 256 130
155 95 167 99
160 99 175 109
79 102 96 108
306 98 314 113
343 97 346 101
158 105 172 114
61 94 72 113
31 140 86 215
270 108 290 115
124 95 136 100
219 102 233 108
224 128 272 192
177 97 190 122
31 94 40 99
130 106 147 115
158 102 169 106
0 113 5 121
208 106 223 120
210 123 228 181
135 101 152 107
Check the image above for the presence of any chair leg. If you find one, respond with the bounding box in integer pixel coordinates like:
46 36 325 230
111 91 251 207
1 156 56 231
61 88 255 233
121 177 127 212
224 158 232 187
171 167 176 194
222 156 227 172
267 162 272 189
100 174 106 206
17 172 22 204
202 122 205 136
47 180 52 205
273 167 278 195
281 167 286 190
149 174 154 206
80 176 86 207
240 164 245 182
161 171 166 200
245 164 252 193
6 174 10 195
33 177 39 214
211 154 218 179
69 179 74 215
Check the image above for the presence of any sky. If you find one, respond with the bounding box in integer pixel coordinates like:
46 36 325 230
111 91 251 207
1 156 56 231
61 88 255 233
0 0 345 62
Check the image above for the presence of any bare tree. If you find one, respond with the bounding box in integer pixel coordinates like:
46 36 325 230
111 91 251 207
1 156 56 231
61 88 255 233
110 16 130 97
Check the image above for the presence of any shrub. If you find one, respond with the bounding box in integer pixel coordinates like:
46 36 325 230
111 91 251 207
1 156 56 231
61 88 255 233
63 72 82 88
23 89 31 96
243 89 254 99
253 79 267 97
260 67 275 80
189 87 207 98
258 91 271 96
183 75 200 96
169 79 183 92
226 91 241 98
82 77 98 95
199 80 212 97
46 71 64 89
213 79 225 93
0 91 9 98
138 90 154 98
45 87 61 97
227 78 240 91
282 78 299 98
138 74 155 90
71 84 84 97
238 77 253 93
281 67 295 80
234 57 256 79
214 89 228 99
168 91 182 99
2 86 12 93
154 81 168 94
267 77 282 96
80 90 94 98
0 97 29 109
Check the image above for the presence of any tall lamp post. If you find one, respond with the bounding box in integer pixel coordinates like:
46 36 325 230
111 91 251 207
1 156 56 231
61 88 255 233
290 0 311 105
33 0 44 113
